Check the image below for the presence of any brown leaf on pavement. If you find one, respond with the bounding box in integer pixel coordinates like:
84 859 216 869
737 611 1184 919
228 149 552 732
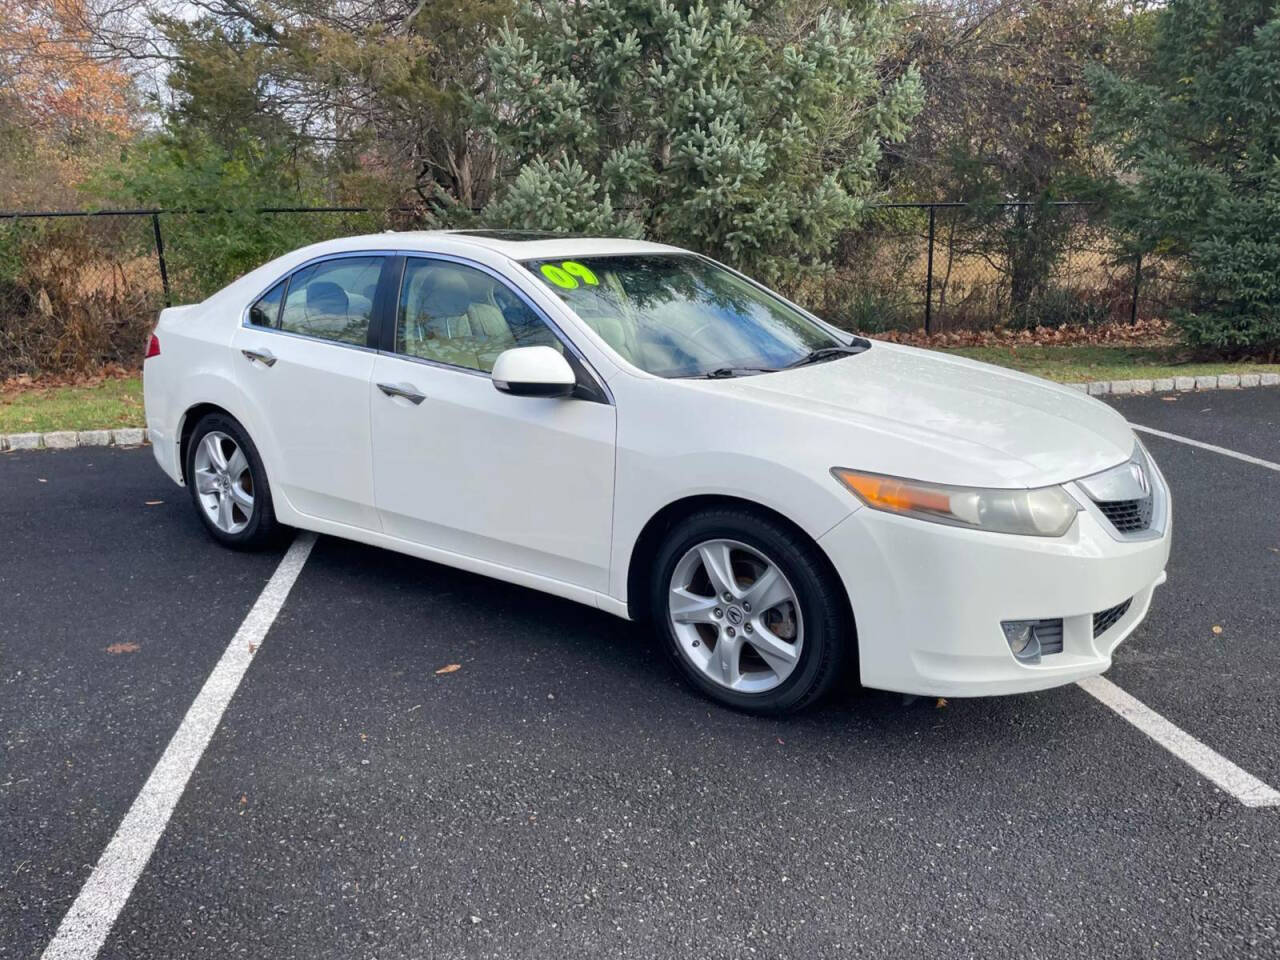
435 663 461 675
105 642 140 654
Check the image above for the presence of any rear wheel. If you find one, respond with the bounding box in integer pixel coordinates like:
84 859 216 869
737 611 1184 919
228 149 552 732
185 412 280 549
650 507 850 714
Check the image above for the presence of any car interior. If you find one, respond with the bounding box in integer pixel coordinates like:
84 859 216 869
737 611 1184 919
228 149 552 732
278 257 382 345
397 260 561 373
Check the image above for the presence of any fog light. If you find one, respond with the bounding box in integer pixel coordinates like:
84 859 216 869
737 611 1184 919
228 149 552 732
1002 621 1036 658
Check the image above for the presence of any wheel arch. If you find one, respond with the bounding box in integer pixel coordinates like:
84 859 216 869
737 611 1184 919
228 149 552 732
177 402 260 484
624 494 855 635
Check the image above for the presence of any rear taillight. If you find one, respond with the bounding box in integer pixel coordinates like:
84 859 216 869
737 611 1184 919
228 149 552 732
145 333 161 359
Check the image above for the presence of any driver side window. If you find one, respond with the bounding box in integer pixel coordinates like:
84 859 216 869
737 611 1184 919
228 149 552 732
396 258 562 373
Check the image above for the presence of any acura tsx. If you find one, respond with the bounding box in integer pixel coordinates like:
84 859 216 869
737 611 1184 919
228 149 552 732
143 230 1171 713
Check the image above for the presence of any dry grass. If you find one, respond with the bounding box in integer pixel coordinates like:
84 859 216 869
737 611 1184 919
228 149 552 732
0 220 163 379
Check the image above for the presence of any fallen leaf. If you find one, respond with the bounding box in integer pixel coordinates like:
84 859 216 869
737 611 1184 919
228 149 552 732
247 642 257 653
936 697 949 709
1211 625 1223 635
105 642 140 654
435 663 461 675
144 500 163 506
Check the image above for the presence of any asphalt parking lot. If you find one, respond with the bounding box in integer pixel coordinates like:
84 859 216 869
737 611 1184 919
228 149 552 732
3 389 1279 960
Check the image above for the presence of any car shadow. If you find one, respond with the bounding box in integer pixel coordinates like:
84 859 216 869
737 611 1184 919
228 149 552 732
287 534 1081 761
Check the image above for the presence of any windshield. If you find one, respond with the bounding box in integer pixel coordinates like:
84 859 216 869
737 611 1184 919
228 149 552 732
522 254 846 378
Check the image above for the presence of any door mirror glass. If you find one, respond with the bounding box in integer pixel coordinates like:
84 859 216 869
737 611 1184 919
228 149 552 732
491 346 577 398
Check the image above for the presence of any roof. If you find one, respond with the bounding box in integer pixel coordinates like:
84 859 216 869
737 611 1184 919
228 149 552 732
376 230 683 261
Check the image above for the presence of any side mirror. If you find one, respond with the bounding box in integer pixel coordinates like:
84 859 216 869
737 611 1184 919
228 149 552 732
491 346 577 398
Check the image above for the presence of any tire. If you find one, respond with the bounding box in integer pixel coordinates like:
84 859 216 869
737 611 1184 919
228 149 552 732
184 412 281 550
649 507 851 715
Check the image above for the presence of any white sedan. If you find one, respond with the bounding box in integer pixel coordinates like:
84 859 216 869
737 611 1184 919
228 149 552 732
144 231 1171 713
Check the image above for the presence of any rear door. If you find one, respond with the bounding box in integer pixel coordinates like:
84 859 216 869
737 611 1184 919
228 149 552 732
232 252 394 530
369 254 617 593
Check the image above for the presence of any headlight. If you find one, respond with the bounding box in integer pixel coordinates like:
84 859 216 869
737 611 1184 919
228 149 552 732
830 468 1080 537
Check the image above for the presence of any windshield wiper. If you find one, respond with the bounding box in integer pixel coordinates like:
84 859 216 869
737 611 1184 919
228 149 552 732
696 366 779 379
784 338 872 369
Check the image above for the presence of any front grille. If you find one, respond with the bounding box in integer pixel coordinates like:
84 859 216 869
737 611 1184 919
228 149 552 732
1093 599 1133 638
1096 496 1154 533
1032 619 1064 656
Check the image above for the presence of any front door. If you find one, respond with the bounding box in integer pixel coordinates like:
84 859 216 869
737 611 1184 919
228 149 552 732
369 255 616 593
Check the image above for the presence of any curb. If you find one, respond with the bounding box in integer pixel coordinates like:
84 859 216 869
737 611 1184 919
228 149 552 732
1 428 150 452
1066 373 1279 396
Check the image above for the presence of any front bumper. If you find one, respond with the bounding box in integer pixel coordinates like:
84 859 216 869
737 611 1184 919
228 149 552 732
818 492 1171 697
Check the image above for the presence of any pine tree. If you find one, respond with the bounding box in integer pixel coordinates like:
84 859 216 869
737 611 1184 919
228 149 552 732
477 0 922 289
1090 1 1280 356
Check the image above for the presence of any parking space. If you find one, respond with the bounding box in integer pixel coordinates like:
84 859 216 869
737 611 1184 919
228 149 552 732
1097 430 1280 786
5 392 1280 959
0 449 286 958
1111 387 1280 464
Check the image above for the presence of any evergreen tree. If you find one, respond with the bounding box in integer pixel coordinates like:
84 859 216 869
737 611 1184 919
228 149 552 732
478 0 922 288
1090 0 1280 356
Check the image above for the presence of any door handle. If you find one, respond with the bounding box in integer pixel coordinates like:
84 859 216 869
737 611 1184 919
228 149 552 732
241 347 277 367
377 381 426 405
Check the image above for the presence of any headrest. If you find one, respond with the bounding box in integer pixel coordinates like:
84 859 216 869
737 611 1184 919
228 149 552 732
422 269 473 317
306 281 348 316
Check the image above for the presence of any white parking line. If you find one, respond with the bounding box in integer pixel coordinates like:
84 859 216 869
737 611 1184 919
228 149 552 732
1078 675 1280 808
1133 424 1280 472
40 532 318 960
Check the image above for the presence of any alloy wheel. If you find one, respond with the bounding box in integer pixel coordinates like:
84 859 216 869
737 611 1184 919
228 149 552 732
192 430 255 534
667 538 804 694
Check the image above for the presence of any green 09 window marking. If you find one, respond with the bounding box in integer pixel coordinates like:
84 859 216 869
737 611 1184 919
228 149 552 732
540 261 599 289
561 261 598 285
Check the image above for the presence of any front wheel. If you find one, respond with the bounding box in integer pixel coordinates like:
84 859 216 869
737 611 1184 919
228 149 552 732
184 412 281 550
650 507 851 715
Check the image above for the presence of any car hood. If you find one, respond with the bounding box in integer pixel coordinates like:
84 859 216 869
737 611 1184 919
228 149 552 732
701 342 1135 487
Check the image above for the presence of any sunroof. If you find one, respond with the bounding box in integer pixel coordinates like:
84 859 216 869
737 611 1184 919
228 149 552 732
453 229 572 242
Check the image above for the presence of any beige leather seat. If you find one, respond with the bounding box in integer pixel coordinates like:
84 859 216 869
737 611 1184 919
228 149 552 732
575 307 639 364
402 266 517 371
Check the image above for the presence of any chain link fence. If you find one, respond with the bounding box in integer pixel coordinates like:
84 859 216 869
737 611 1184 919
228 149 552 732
809 202 1174 335
0 203 1175 379
0 206 394 378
